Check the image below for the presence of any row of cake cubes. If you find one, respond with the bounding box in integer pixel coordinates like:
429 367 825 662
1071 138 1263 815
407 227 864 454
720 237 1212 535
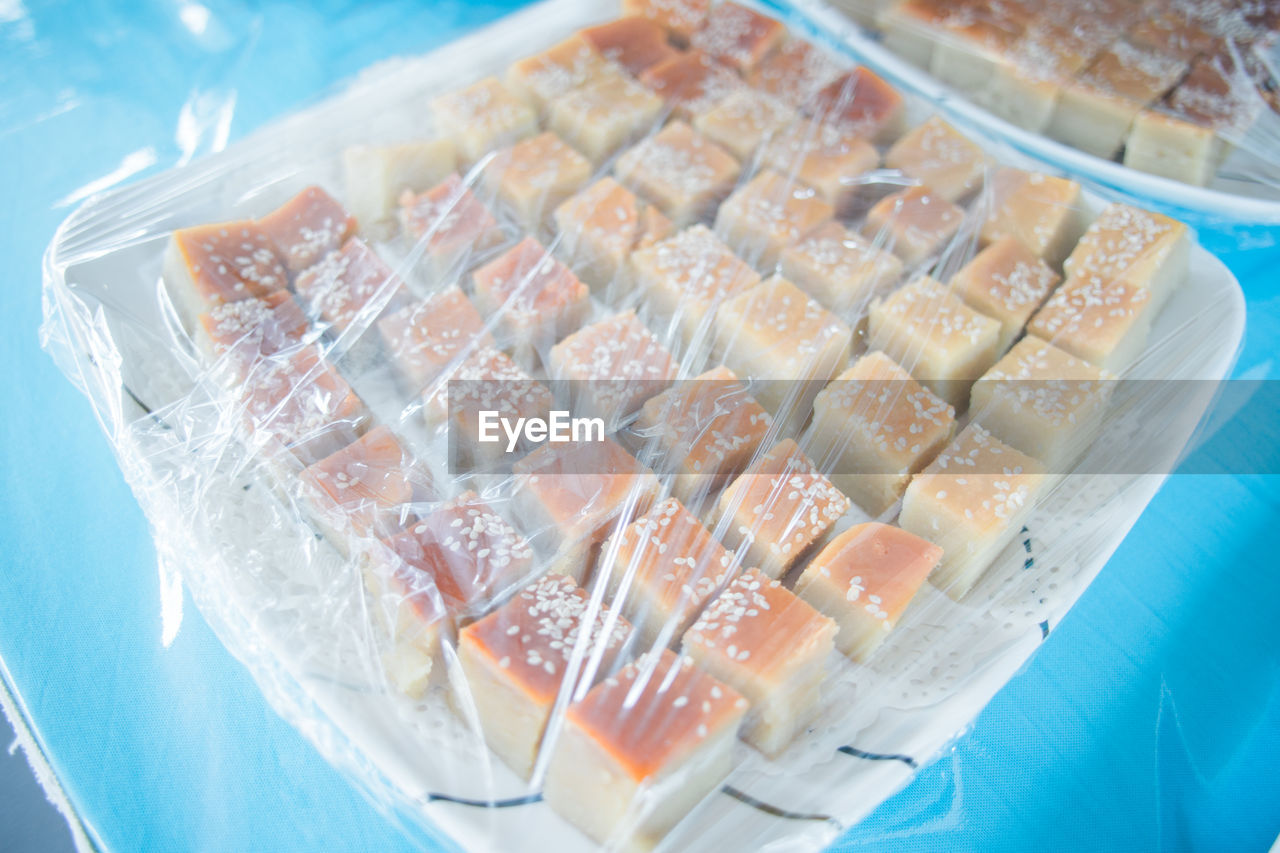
844 0 1280 185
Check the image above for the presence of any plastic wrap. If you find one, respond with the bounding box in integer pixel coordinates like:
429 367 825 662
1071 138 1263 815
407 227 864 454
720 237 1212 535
800 0 1280 228
39 1 1244 851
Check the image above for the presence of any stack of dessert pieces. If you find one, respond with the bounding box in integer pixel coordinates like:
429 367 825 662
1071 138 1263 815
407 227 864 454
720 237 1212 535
161 1 1193 848
841 0 1279 186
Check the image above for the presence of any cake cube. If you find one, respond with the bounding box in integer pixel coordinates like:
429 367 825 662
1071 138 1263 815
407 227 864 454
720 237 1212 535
472 237 591 369
298 425 433 552
342 139 456 232
195 289 310 371
548 310 678 428
601 497 737 647
398 174 506 281
362 552 448 698
779 221 904 316
714 275 853 416
543 649 747 850
430 77 538 165
948 235 1060 353
759 122 879 212
861 185 966 267
877 0 944 69
614 120 741 226
579 17 680 75
692 89 797 163
482 132 593 233
638 50 747 121
553 177 674 291
970 335 1112 470
748 37 844 105
548 74 665 164
715 438 851 579
927 6 1025 93
794 522 941 660
1062 202 1189 312
683 568 836 755
1127 9 1222 62
163 220 288 330
884 115 988 202
255 186 357 274
622 0 710 44
714 170 834 270
627 224 761 350
293 238 413 335
1124 108 1226 188
633 365 773 505
807 350 955 514
510 438 660 581
377 284 496 393
505 34 620 114
1045 41 1187 158
978 168 1086 266
238 346 369 469
866 276 1002 408
1025 275 1154 370
899 424 1045 599
457 574 632 778
690 1 786 73
808 67 906 143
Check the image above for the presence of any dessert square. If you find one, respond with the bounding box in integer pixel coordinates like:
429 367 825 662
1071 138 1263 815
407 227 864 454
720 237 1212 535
759 122 879 213
884 115 988 202
1124 108 1226 188
638 50 747 121
715 438 851 579
794 522 941 660
195 290 310 371
543 649 747 850
877 0 945 69
622 0 710 44
398 173 506 280
690 1 786 73
553 177 674 291
714 169 835 269
298 425 433 553
164 220 288 330
293 237 413 335
471 236 591 370
807 67 906 143
601 496 737 647
1025 274 1154 370
614 120 741 226
505 34 620 114
510 438 660 581
948 235 1060 353
970 335 1112 470
807 350 956 514
692 89 797 163
866 276 1002 409
861 185 966 267
342 139 456 233
714 275 853 416
548 74 665 164
627 224 761 351
362 552 447 698
684 567 836 755
748 37 844 105
1061 202 1189 312
899 424 1045 599
779 220 904 316
482 132 593 233
430 77 538 166
978 168 1086 266
548 310 678 428
927 8 1024 93
256 185 357 273
579 16 680 75
633 365 773 506
377 284 496 393
457 574 632 778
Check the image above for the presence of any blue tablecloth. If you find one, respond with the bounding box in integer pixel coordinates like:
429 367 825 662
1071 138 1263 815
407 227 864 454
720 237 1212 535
2 2 1278 850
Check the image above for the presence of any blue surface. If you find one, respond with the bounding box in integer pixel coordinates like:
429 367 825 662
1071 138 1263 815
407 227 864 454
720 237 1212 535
2 1 1278 851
